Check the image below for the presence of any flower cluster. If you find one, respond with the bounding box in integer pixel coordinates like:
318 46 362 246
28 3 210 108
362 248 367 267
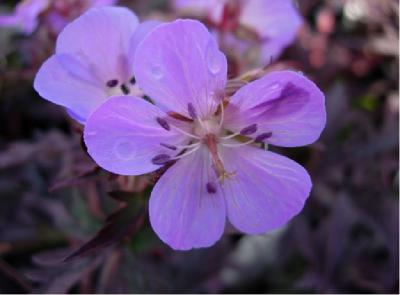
34 6 326 250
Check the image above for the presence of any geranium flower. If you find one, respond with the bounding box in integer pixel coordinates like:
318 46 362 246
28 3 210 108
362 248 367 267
84 20 326 250
173 0 303 67
0 0 116 35
34 7 159 123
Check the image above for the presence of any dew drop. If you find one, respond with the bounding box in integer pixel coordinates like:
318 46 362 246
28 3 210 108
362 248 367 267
114 141 135 160
150 65 163 79
206 40 223 75
270 83 281 90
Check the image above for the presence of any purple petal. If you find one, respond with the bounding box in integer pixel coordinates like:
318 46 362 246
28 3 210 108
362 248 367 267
134 19 227 118
224 71 326 147
221 144 312 234
84 96 188 176
173 0 224 24
34 55 106 122
128 20 161 65
240 0 303 61
56 7 138 82
150 146 226 250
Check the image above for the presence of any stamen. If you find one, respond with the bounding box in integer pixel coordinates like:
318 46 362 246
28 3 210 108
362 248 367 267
170 125 200 139
240 124 258 136
156 117 170 131
255 132 272 143
221 139 254 148
172 144 201 160
120 84 130 95
206 182 217 194
187 103 198 120
160 143 177 150
129 76 136 84
221 132 241 140
218 100 225 129
151 154 171 165
106 79 118 87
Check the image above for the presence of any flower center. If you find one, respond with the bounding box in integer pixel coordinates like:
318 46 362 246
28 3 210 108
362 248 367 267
151 102 273 192
106 76 144 97
193 116 221 138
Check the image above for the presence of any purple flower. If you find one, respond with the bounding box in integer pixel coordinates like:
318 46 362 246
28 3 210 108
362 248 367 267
84 20 326 250
34 7 159 123
0 0 117 35
0 0 49 34
173 0 303 66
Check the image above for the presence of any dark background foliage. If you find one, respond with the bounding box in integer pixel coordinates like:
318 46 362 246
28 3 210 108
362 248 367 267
0 0 398 293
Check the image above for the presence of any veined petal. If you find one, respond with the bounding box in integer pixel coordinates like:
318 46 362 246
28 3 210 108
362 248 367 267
134 19 227 119
128 20 161 66
56 7 139 82
34 55 106 122
224 71 326 147
221 144 311 234
84 96 188 176
150 146 226 250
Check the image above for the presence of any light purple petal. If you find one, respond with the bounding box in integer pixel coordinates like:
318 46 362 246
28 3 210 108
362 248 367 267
84 96 188 176
56 7 138 82
134 19 227 118
224 71 326 147
221 144 311 234
128 20 161 66
240 0 303 60
150 146 226 250
34 55 106 122
173 0 225 24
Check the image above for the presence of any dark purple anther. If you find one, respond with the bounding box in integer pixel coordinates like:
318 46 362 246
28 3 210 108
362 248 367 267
106 79 118 87
240 124 258 136
120 84 130 95
206 182 217 194
151 154 171 165
130 76 136 84
160 143 177 150
156 117 170 131
187 103 198 119
255 132 273 143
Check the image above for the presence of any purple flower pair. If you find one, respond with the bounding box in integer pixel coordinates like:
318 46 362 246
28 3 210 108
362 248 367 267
35 7 326 250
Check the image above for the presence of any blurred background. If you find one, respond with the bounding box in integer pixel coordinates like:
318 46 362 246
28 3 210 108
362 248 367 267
0 0 398 293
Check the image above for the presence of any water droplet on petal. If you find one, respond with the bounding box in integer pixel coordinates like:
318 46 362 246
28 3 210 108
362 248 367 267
114 141 136 160
206 40 223 75
150 65 163 79
270 83 281 90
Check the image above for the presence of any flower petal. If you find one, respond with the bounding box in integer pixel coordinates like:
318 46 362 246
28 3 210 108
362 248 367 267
150 146 226 250
224 71 326 147
127 20 161 66
240 0 303 60
173 0 225 24
56 7 138 82
84 96 188 175
34 55 106 122
221 144 311 234
134 19 227 118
